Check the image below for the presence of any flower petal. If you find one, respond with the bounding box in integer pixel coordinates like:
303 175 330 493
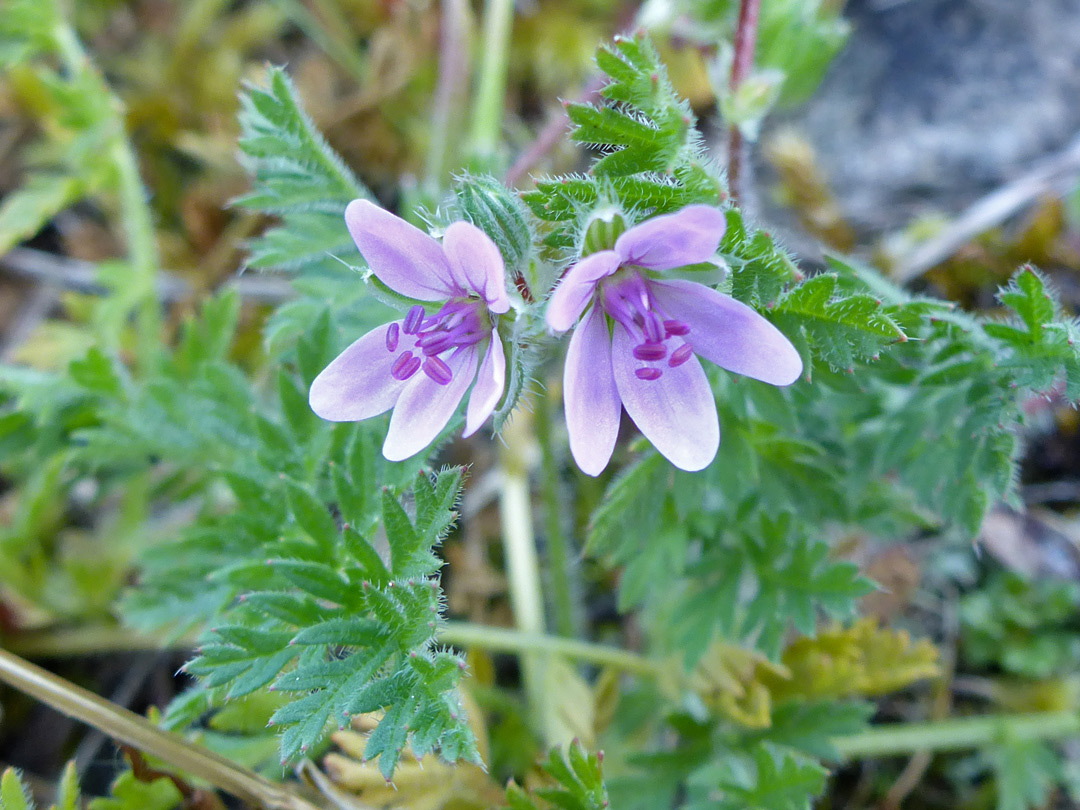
382 346 479 461
611 322 719 472
545 250 621 332
564 305 621 476
651 279 803 385
345 199 456 300
614 205 726 271
442 222 510 313
464 330 506 437
309 323 405 421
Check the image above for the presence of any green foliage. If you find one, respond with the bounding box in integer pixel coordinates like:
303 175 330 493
0 0 124 255
772 272 907 373
235 66 370 273
1 764 176 810
184 469 478 773
960 570 1080 679
984 739 1063 810
687 744 827 810
86 772 182 810
672 516 875 661
0 769 33 810
522 34 724 251
505 742 609 810
0 285 477 778
984 267 1080 399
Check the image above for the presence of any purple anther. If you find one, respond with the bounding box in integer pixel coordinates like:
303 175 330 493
669 344 693 367
391 351 421 380
403 305 426 335
419 334 455 356
663 319 690 337
385 322 400 352
635 367 663 381
422 356 453 385
642 311 665 344
633 342 668 361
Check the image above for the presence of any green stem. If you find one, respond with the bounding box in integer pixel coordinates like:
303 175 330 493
52 14 161 369
497 423 548 722
534 384 577 637
441 622 663 678
111 137 162 370
468 0 514 163
0 649 320 810
834 711 1080 760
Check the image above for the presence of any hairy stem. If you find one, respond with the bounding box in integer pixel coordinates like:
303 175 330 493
727 0 761 203
468 0 514 163
834 711 1080 760
0 649 320 810
534 384 577 637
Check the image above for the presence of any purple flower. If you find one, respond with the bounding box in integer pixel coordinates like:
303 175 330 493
546 205 803 475
309 200 510 461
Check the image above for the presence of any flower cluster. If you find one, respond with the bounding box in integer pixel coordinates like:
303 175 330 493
310 201 802 473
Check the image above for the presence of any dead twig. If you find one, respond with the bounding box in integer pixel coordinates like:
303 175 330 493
891 133 1080 282
0 247 294 305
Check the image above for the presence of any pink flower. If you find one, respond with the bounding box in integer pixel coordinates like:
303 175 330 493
309 200 509 461
545 205 803 475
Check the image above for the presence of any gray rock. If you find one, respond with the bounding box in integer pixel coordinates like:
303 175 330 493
785 0 1080 233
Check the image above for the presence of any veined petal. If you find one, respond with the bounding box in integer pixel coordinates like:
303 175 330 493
611 323 719 472
615 205 726 271
464 330 506 437
651 279 803 386
345 199 456 300
546 250 621 332
443 222 510 313
382 346 478 461
309 323 405 421
565 305 621 476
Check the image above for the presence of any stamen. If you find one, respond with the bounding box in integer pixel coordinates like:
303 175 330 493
422 356 453 385
633 343 668 361
391 351 421 380
669 344 693 367
385 322 400 352
664 319 690 337
635 367 662 381
403 305 426 335
418 333 455 356
642 311 665 344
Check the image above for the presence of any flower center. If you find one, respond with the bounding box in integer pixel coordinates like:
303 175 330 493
599 270 692 382
384 299 488 385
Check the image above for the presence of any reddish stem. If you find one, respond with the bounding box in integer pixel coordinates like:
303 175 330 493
727 0 761 203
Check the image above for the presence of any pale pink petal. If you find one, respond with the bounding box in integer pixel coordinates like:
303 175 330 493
545 250 621 332
614 205 726 271
463 330 506 437
564 306 621 476
442 222 510 314
309 323 405 421
345 199 456 300
611 323 719 472
651 279 803 386
382 347 479 461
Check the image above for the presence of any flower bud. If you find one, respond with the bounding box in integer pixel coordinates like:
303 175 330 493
582 207 628 255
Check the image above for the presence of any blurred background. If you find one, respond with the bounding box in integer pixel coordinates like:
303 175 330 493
2 0 1080 807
